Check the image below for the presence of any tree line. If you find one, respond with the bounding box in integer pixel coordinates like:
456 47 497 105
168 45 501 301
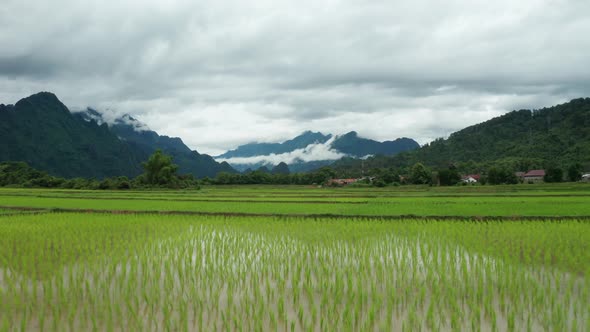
1 151 587 189
0 150 199 189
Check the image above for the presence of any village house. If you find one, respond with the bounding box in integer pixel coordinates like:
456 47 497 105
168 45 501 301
461 174 480 183
328 178 359 186
523 169 545 182
582 173 590 182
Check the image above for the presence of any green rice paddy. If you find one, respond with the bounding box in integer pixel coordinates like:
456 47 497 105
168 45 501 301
0 185 589 331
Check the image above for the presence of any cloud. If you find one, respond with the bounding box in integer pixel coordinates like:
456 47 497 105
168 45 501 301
216 136 346 166
71 108 151 132
1 0 589 155
115 114 151 132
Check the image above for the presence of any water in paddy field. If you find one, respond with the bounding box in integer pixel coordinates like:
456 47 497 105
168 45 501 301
1 227 588 331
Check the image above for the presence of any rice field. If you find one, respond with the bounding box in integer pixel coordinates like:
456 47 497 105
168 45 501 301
1 185 590 217
0 185 589 331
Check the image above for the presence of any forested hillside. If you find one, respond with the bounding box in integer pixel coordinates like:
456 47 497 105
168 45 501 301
0 92 235 178
332 98 590 176
77 109 235 178
0 92 145 178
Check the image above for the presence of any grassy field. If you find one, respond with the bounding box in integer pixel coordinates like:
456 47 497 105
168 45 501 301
0 185 589 331
1 184 590 218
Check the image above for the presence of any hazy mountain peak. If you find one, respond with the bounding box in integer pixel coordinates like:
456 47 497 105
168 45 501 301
15 91 70 116
22 91 60 103
76 108 150 132
341 131 358 137
216 131 419 172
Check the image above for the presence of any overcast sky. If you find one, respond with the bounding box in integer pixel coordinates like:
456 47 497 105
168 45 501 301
1 0 589 155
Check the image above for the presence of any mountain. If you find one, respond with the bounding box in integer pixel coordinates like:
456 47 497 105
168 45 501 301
271 162 290 175
332 98 590 175
330 131 421 157
0 92 235 179
0 92 145 178
216 131 332 158
215 131 419 172
76 108 235 178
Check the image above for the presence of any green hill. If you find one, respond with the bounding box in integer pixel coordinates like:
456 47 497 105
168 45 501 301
0 92 235 179
77 109 236 178
0 92 145 178
332 98 590 176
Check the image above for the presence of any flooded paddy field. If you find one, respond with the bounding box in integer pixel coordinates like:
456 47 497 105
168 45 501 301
0 185 589 331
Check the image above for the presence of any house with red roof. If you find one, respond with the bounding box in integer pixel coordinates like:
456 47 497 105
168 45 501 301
523 169 545 182
461 174 480 183
328 178 359 186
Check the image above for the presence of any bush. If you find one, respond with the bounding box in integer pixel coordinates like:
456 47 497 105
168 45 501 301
544 168 563 183
487 167 518 185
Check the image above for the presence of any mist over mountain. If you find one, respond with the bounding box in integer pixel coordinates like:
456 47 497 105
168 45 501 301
0 92 144 178
75 108 236 178
215 131 419 172
216 131 333 159
0 92 235 179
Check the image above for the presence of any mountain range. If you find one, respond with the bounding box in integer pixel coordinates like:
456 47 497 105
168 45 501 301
0 92 234 179
76 108 235 178
215 131 419 172
2 92 588 180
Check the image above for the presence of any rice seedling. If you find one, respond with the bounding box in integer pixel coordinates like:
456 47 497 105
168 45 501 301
0 186 588 331
2 187 590 217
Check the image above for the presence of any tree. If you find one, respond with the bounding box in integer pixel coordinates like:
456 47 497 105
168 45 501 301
141 150 179 186
567 163 583 182
438 168 461 186
313 167 336 184
409 163 431 184
381 168 401 184
544 167 563 183
271 162 290 175
487 167 518 185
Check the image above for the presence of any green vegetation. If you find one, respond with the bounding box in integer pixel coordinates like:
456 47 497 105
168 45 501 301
212 166 336 185
409 162 432 184
437 167 461 186
0 150 200 190
0 92 145 178
137 149 180 186
332 98 590 176
0 92 234 179
545 167 565 183
568 163 584 182
2 186 590 217
487 166 518 185
4 93 590 188
1 185 588 331
1 211 588 331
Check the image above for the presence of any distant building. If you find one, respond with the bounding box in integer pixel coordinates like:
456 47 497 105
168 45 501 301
328 178 359 186
515 171 526 179
582 173 590 182
461 174 480 183
523 169 546 182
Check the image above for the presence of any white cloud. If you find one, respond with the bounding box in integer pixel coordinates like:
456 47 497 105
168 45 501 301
71 108 151 132
115 114 151 132
1 0 589 155
216 136 346 165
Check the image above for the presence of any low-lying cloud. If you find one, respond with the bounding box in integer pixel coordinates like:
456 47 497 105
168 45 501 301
114 114 151 132
72 108 151 132
216 136 346 166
